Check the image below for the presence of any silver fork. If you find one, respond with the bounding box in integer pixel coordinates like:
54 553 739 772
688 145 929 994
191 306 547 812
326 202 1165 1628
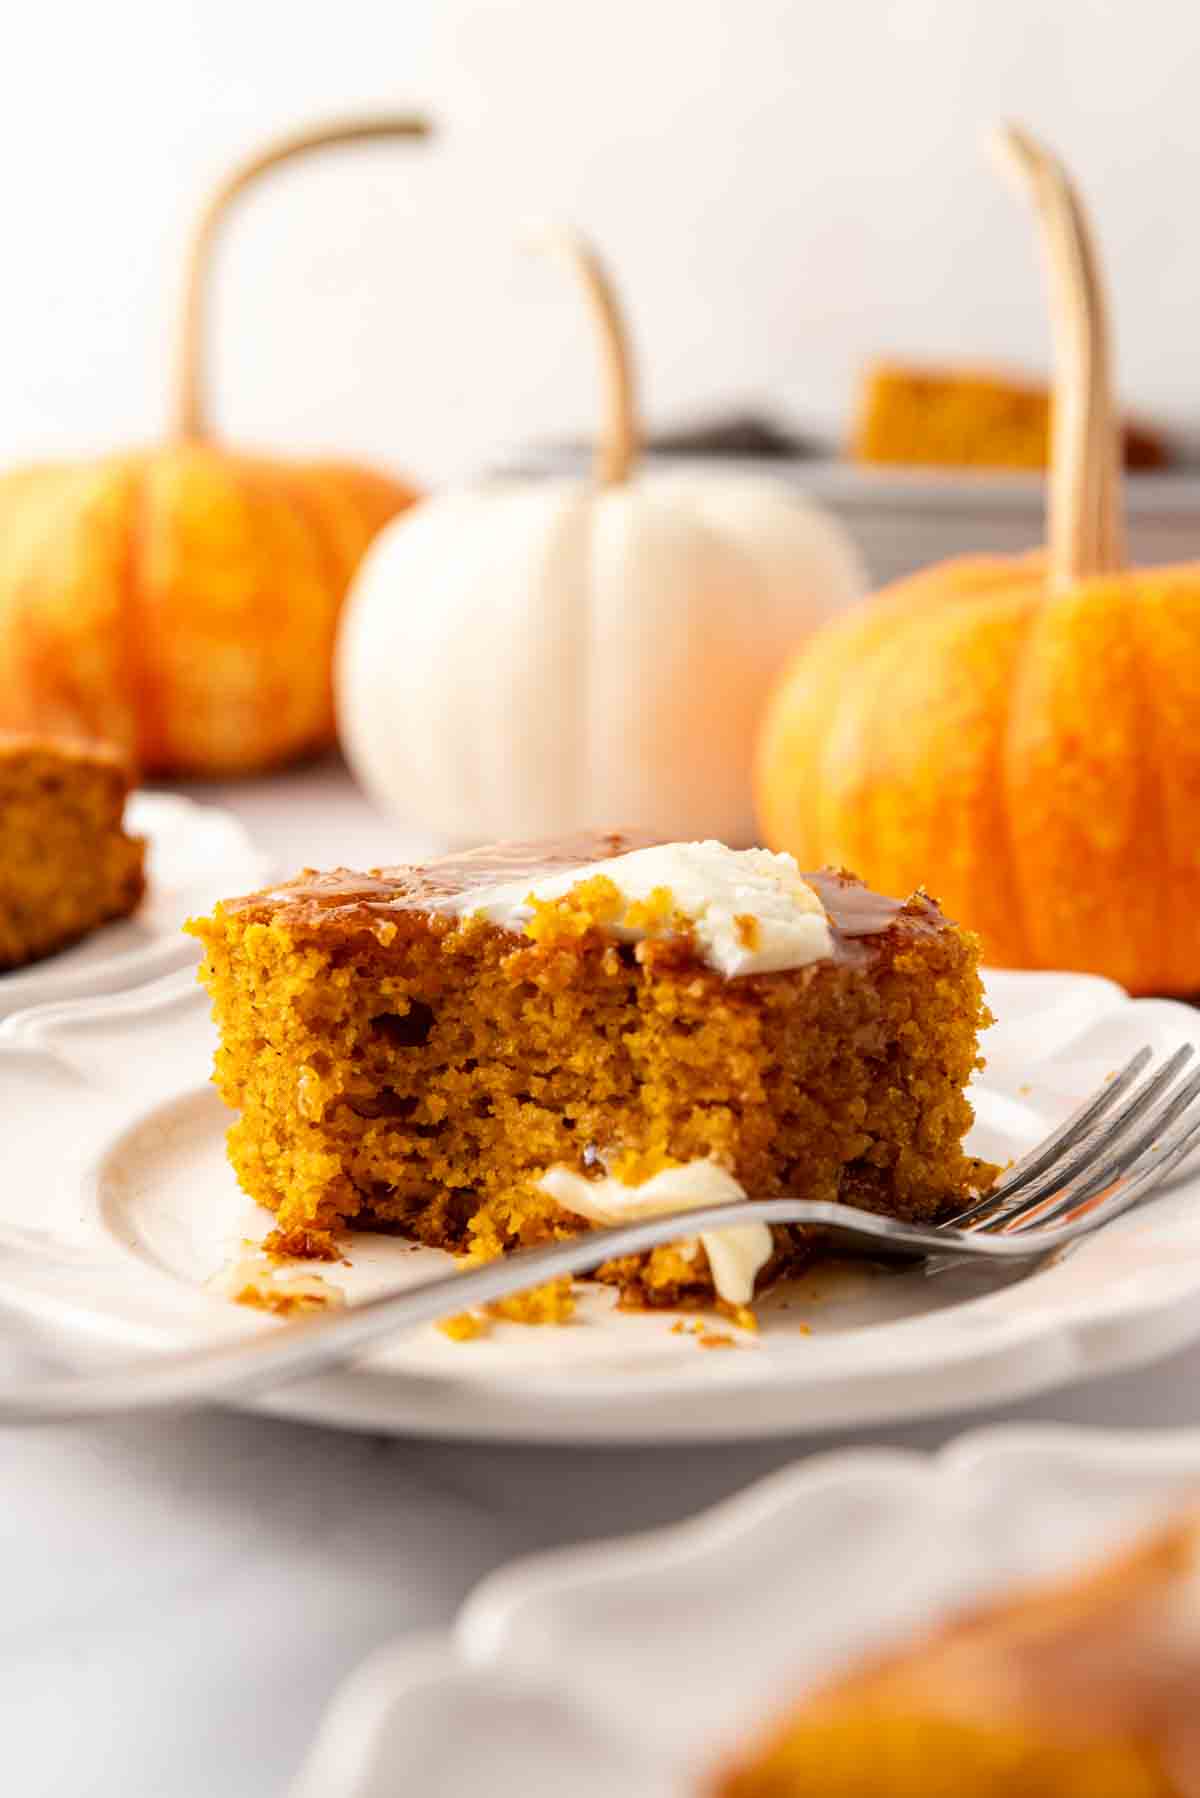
2 1044 1199 1424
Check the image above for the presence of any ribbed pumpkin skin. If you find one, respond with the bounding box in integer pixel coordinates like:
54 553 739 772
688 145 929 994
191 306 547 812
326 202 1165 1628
756 554 1200 995
0 447 414 776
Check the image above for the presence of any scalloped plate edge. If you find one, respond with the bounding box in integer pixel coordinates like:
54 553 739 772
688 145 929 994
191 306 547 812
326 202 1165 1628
290 1423 1200 1798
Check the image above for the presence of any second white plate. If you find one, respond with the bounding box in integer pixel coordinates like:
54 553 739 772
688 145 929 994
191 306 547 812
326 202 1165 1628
1 962 1198 1441
290 1423 1200 1798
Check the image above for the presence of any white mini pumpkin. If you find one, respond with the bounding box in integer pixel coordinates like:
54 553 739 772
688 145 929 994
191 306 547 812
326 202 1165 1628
337 237 866 844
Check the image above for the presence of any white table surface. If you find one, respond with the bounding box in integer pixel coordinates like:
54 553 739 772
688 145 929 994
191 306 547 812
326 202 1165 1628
7 757 1200 1798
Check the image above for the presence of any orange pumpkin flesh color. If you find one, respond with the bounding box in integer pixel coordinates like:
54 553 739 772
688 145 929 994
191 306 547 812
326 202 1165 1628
0 116 427 777
757 125 1200 996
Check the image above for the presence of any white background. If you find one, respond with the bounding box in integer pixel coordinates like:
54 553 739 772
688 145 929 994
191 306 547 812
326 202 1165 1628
2 0 1198 487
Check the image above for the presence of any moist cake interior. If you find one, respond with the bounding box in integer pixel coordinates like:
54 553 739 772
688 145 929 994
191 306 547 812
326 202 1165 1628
189 833 993 1311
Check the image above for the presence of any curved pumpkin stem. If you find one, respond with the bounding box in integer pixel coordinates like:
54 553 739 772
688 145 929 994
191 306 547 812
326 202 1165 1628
173 113 433 444
532 231 640 486
994 122 1124 585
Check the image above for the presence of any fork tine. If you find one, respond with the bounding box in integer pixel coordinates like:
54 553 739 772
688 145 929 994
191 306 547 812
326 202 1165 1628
1042 1102 1200 1246
991 1061 1200 1235
944 1044 1154 1227
958 1045 1192 1231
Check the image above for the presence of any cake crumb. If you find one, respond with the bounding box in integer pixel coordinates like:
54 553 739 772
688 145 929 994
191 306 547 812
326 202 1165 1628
263 1226 347 1265
523 875 624 943
438 1311 489 1342
212 1254 345 1317
521 874 695 954
623 884 680 933
486 1276 576 1326
672 1315 748 1349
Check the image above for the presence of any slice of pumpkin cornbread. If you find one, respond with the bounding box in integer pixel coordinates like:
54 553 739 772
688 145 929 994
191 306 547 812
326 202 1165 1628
0 731 145 970
189 832 992 1313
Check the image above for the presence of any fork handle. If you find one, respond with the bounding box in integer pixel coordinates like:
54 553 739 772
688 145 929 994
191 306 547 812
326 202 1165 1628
0 1199 957 1424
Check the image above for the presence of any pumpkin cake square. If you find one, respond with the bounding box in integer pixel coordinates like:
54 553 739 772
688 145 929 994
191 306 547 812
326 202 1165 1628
0 732 146 970
713 1506 1200 1797
189 834 993 1314
852 358 1168 471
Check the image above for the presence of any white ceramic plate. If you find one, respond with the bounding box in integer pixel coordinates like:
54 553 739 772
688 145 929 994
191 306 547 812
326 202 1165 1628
288 1424 1200 1798
0 793 269 1018
2 962 1199 1441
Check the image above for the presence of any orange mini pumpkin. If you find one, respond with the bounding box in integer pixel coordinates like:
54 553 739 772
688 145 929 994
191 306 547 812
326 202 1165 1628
0 116 427 776
758 126 1200 995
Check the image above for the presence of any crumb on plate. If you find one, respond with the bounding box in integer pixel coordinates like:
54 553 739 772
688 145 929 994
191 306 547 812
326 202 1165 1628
210 1253 345 1317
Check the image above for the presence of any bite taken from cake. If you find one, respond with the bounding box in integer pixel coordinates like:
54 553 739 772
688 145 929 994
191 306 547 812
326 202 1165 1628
189 834 994 1318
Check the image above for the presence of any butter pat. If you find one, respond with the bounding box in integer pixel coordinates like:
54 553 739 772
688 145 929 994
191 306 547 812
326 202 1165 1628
455 840 833 977
538 1160 773 1307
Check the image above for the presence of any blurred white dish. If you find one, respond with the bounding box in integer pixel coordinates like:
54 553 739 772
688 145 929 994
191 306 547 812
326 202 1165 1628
0 793 268 1018
290 1424 1200 1798
1 963 1199 1440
